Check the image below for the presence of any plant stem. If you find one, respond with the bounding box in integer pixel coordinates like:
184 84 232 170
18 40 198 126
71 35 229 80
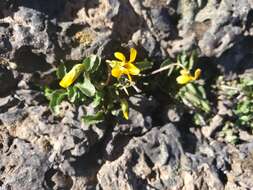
151 63 186 75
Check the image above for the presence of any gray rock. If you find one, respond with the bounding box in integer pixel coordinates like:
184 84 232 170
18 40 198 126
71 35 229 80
0 7 58 64
198 0 253 57
99 123 228 190
0 107 27 126
0 4 113 66
167 0 253 60
224 142 253 190
0 0 68 19
0 65 17 96
98 124 185 190
129 0 177 58
131 30 160 57
114 95 157 135
103 95 157 160
1 104 106 177
182 144 225 190
216 37 253 72
0 131 49 190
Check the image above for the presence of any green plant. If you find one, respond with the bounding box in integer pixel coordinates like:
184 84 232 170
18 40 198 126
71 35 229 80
45 55 107 124
177 82 211 125
176 53 210 126
44 47 214 127
218 122 239 144
218 75 253 131
44 49 153 125
152 52 211 126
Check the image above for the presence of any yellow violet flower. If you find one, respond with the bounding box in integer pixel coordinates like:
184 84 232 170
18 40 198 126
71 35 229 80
59 64 85 88
107 48 140 81
176 68 201 84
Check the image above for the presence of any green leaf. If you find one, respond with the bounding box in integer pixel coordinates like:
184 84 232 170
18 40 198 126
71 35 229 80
49 89 67 114
194 113 206 126
82 111 104 125
183 92 201 106
200 100 211 113
242 77 253 86
92 92 103 108
135 59 154 71
67 86 79 103
185 83 198 95
179 52 187 66
188 51 196 70
160 58 175 76
82 55 101 73
44 87 54 100
75 74 96 97
56 63 67 79
237 101 251 114
240 115 251 122
196 85 207 99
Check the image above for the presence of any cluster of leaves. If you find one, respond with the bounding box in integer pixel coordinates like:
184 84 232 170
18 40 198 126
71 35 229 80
219 75 253 130
176 53 210 126
45 55 106 124
177 83 211 126
218 122 239 144
234 76 253 130
43 45 213 128
157 52 211 126
44 54 154 125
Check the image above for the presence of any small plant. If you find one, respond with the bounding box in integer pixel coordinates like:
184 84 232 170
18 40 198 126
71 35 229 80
176 53 210 126
218 122 239 144
44 48 212 127
219 75 253 131
44 48 153 125
234 76 253 130
152 52 211 126
45 55 105 124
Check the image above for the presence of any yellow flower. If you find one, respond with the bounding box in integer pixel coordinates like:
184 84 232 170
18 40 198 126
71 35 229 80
176 68 201 84
59 64 85 88
107 48 140 81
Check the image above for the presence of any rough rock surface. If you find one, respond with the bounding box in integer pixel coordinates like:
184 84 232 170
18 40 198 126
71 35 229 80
115 95 156 135
0 129 49 190
98 124 185 190
0 0 253 190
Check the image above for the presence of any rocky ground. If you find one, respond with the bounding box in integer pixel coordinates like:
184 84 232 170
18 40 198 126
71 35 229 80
0 0 253 190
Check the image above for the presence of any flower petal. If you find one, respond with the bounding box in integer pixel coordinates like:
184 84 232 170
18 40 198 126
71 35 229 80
114 52 126 62
121 68 132 81
117 67 132 82
180 69 189 75
194 68 201 80
59 64 85 88
176 75 193 84
111 66 123 79
129 48 137 62
108 60 120 68
125 63 140 75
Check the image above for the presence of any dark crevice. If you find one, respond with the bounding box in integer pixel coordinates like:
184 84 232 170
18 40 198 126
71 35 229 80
213 160 228 185
0 166 5 173
246 9 253 30
44 168 57 189
14 46 51 73
111 0 146 43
